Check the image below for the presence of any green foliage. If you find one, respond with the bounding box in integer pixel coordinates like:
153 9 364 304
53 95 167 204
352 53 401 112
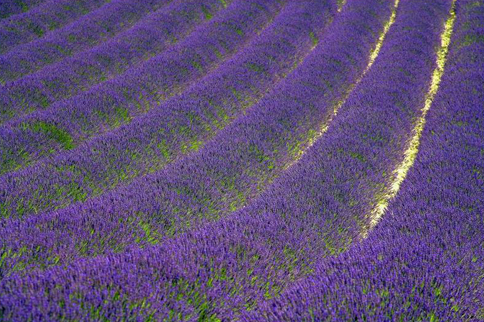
22 121 74 150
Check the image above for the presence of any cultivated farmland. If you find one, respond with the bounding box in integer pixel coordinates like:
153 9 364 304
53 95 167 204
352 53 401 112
0 0 483 321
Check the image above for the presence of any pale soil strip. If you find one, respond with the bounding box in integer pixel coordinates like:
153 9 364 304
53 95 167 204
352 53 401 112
337 0 347 12
363 0 457 238
284 0 400 170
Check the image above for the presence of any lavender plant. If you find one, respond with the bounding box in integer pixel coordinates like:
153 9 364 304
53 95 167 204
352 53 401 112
0 0 333 221
0 0 481 320
0 0 47 20
0 0 282 172
0 0 172 83
244 1 483 320
0 0 229 110
0 0 109 54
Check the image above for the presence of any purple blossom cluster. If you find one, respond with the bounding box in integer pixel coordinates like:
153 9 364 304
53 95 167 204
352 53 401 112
0 0 482 320
0 0 338 267
0 0 172 83
0 0 228 113
0 0 333 219
243 1 484 320
0 0 282 174
0 0 109 55
0 0 47 20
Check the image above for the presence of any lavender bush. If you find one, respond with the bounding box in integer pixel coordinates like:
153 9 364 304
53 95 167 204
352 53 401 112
0 0 172 83
0 0 230 111
244 1 484 320
0 0 482 320
0 0 109 54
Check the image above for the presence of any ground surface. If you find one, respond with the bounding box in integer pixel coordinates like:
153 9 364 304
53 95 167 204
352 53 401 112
0 0 483 321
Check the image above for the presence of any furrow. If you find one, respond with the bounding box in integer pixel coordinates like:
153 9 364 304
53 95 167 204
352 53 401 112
337 0 347 13
364 0 457 237
0 0 323 222
102 0 454 318
245 1 484 319
0 0 447 318
0 0 283 176
0 0 383 293
0 0 172 83
0 0 479 321
0 0 230 116
284 0 399 170
0 0 110 55
0 0 47 20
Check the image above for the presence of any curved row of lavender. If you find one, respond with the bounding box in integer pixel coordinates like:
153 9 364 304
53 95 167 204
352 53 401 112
0 0 339 267
0 0 282 175
0 0 47 20
0 0 453 319
0 0 109 55
0 0 332 219
0 0 172 83
0 0 228 115
245 0 484 320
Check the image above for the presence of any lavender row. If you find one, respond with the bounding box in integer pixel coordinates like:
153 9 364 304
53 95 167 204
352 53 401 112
0 0 388 284
0 0 228 115
0 0 328 222
92 0 452 317
0 0 283 176
246 1 484 320
0 1 382 319
0 0 455 318
0 0 171 83
0 0 109 55
0 0 46 20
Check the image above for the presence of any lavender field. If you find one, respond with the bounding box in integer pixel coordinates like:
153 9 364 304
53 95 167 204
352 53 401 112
0 0 483 320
